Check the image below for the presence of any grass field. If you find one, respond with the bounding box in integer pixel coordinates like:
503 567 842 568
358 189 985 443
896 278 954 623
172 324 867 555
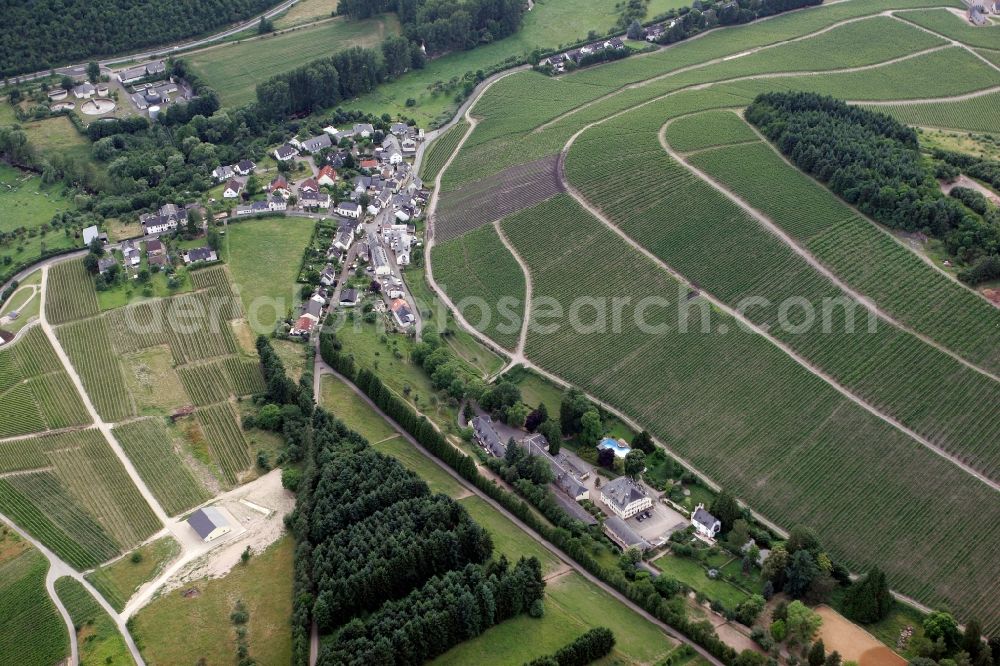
319 374 398 442
430 223 526 350
20 114 92 164
0 164 75 236
85 536 180 612
343 0 634 125
273 0 337 28
221 216 316 334
113 419 211 516
0 542 68 666
187 14 400 107
54 577 133 666
119 347 189 416
433 570 676 666
131 536 294 666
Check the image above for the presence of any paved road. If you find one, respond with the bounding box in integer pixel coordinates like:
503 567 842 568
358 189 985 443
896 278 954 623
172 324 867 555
11 0 304 84
314 361 726 666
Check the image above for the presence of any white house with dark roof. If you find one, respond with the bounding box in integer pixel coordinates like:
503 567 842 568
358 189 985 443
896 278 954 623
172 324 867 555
273 143 299 161
353 123 374 138
234 159 256 176
187 507 231 542
336 201 361 219
301 134 333 153
691 504 722 539
212 165 235 182
600 476 652 519
223 179 243 199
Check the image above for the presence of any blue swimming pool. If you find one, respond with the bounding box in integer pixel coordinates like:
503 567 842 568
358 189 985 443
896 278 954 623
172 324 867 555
597 437 631 458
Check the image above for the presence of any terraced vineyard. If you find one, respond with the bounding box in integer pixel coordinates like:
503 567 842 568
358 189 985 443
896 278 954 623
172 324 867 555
57 317 135 422
895 7 1000 48
420 120 469 182
570 110 1000 479
189 265 243 320
178 357 263 405
0 546 68 666
432 0 1000 633
870 91 1000 134
663 110 758 153
45 259 99 325
113 419 210 516
430 224 527 351
0 430 159 569
0 327 88 436
195 403 252 485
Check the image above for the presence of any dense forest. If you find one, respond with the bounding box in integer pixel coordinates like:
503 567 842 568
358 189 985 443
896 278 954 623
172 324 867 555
338 0 524 54
0 0 283 77
249 338 545 666
746 92 1000 282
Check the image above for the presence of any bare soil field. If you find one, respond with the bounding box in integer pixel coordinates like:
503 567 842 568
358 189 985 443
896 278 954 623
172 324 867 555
435 155 564 242
815 605 906 666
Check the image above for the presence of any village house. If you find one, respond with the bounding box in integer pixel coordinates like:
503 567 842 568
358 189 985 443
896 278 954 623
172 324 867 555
401 137 418 154
234 159 256 176
354 123 375 138
691 504 722 539
390 298 414 328
291 315 316 337
273 143 299 161
390 122 411 136
223 179 243 199
268 175 291 198
334 220 356 251
183 247 217 265
140 203 184 235
299 191 331 211
299 178 319 194
300 133 333 154
212 165 235 182
97 256 118 274
520 434 590 501
336 201 362 219
318 166 337 187
472 415 506 457
370 242 391 277
339 288 360 307
146 239 165 256
82 225 101 247
319 265 337 287
600 476 652 519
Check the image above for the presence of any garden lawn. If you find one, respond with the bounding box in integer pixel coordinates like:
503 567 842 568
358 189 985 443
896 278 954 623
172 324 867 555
432 571 676 666
187 15 400 107
220 216 316 334
85 537 180 612
131 537 293 666
96 267 193 311
652 553 750 610
0 165 77 284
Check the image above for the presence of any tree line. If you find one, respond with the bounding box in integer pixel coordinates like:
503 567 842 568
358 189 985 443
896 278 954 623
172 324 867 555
745 92 1000 281
646 0 822 46
0 0 283 77
526 627 617 666
338 0 524 55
